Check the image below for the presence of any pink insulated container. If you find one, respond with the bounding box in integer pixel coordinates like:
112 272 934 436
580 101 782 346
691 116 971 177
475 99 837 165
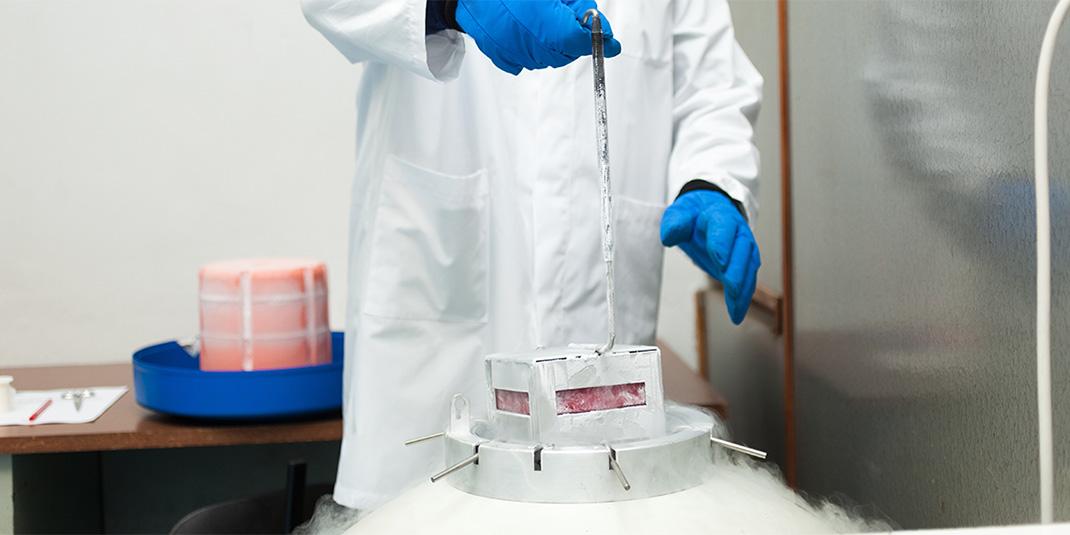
198 259 331 371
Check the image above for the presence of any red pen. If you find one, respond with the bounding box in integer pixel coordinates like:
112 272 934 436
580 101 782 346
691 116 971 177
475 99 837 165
28 399 52 422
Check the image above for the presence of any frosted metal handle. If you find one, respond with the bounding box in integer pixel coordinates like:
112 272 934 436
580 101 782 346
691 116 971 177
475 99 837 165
583 8 616 357
608 452 631 491
711 436 768 460
403 431 444 446
431 452 479 483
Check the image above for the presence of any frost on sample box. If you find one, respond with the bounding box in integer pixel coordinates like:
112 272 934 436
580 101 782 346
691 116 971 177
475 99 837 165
484 345 666 446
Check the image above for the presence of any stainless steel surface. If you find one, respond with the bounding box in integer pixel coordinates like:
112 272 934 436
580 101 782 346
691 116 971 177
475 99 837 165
787 0 1070 528
441 403 718 503
583 8 616 357
403 431 444 446
430 452 479 483
710 436 767 460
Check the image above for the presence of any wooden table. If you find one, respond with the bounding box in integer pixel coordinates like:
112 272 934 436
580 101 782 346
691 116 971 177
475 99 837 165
0 363 342 534
0 363 341 455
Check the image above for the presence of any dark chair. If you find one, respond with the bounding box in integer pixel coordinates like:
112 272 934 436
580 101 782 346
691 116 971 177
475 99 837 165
171 460 331 534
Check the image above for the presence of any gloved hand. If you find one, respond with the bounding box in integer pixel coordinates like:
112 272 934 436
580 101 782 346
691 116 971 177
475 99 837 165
454 0 622 75
660 189 761 325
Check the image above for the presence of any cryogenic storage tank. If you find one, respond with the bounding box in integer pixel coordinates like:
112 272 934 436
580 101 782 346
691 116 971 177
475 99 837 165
345 344 872 534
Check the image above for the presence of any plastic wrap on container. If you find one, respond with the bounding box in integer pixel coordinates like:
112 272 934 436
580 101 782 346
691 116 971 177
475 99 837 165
199 258 331 371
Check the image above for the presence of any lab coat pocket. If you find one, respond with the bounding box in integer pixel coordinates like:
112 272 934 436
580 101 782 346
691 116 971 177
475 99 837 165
363 155 489 323
613 196 666 345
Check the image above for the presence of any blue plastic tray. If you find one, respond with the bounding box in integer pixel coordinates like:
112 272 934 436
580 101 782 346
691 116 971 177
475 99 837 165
133 332 344 420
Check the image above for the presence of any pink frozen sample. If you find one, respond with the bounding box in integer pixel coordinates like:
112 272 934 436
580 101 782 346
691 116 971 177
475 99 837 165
198 258 331 372
495 389 531 415
555 383 646 415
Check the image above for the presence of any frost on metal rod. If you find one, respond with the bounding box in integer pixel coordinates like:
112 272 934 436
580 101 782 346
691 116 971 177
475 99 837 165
584 7 616 356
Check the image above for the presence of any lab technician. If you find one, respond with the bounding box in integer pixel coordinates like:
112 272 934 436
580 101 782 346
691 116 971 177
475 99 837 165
302 0 762 511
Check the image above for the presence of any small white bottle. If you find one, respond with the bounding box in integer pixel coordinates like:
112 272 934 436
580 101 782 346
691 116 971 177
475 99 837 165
0 376 14 413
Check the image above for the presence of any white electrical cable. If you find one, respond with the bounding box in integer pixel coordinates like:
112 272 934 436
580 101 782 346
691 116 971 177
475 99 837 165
1034 0 1069 523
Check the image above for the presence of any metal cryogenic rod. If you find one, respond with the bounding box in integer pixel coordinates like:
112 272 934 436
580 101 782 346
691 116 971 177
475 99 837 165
583 8 616 357
404 431 445 446
430 452 480 482
711 436 768 460
608 452 631 491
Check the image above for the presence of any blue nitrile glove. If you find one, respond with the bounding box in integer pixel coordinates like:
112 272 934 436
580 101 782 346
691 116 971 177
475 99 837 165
660 189 761 325
453 0 622 75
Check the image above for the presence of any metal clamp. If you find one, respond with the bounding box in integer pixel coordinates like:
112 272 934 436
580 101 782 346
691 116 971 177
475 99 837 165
61 389 95 412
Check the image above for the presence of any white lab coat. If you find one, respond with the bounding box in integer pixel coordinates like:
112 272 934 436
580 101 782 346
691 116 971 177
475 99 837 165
301 0 762 510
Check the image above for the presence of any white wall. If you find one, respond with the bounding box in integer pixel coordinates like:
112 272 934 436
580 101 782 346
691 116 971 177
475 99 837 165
0 0 702 369
658 250 706 369
0 0 356 366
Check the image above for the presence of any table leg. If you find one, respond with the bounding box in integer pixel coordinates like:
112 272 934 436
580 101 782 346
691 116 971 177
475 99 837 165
0 455 11 534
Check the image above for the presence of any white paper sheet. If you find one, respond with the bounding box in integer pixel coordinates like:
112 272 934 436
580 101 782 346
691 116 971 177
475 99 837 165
0 386 127 426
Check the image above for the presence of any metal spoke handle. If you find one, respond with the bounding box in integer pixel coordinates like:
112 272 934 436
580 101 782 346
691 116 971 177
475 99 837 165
430 452 479 483
403 431 445 446
711 436 768 460
608 451 631 491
